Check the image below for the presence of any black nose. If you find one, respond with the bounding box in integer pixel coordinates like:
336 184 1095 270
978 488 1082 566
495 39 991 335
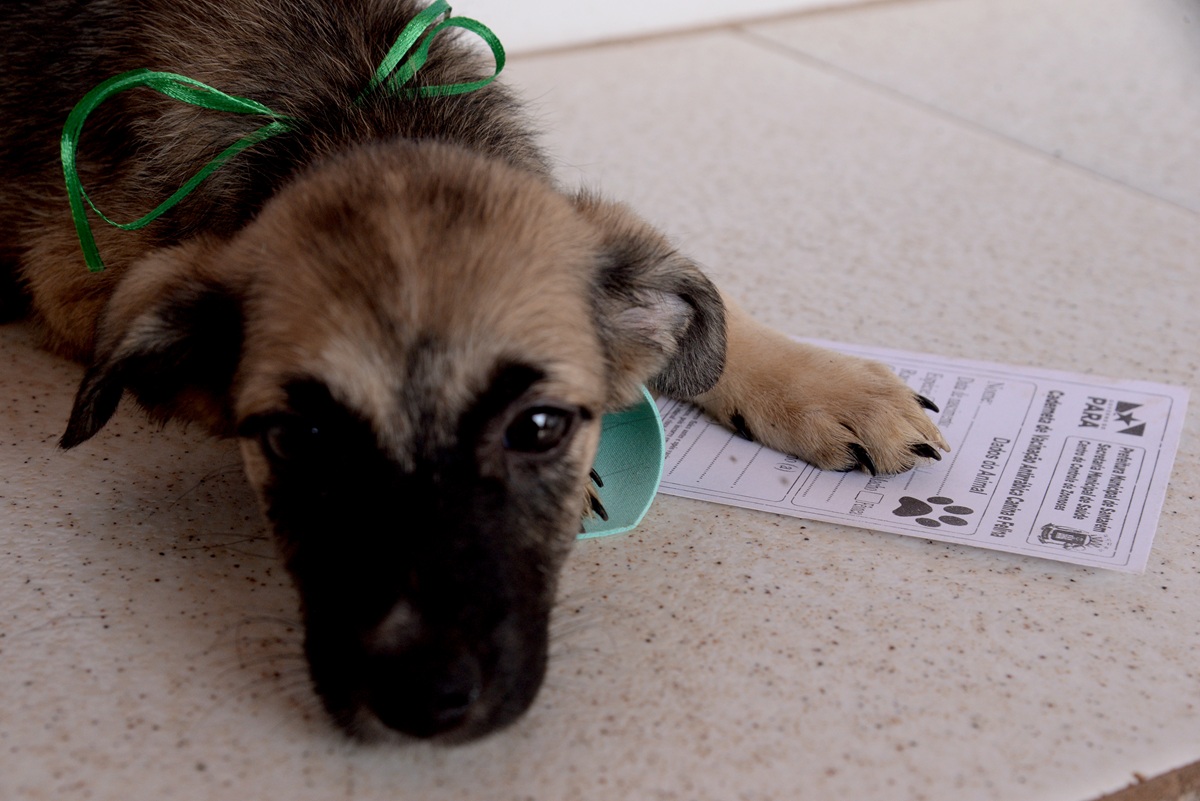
366 648 484 737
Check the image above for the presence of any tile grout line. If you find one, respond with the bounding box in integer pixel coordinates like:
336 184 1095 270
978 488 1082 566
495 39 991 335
732 26 1200 221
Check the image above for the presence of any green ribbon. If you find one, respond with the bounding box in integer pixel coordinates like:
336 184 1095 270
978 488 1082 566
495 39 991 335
60 0 504 273
358 0 506 101
60 72 295 274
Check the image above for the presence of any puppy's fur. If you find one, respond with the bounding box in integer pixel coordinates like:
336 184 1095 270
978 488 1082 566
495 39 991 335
0 0 948 741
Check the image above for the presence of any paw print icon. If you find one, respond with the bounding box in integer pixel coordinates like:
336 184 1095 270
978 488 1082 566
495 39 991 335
892 496 976 529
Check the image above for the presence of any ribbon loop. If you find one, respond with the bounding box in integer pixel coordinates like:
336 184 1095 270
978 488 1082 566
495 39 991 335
359 0 450 99
387 18 506 99
61 69 295 273
361 0 505 100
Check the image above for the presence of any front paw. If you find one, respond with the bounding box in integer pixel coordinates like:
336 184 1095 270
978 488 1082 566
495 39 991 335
697 344 950 475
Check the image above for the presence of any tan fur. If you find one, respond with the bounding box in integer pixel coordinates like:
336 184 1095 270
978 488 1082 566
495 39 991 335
22 224 155 360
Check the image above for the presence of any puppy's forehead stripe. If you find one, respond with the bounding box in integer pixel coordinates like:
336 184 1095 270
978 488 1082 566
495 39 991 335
313 333 400 430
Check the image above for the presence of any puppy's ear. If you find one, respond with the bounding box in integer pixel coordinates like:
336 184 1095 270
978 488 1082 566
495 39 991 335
576 193 727 408
61 241 245 448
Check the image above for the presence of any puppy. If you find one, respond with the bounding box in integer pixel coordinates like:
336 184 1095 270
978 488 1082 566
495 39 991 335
0 0 948 741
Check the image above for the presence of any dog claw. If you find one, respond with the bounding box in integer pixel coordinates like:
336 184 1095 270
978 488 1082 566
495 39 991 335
589 490 609 522
915 394 940 413
589 467 604 488
844 443 878 476
730 411 754 442
911 443 942 461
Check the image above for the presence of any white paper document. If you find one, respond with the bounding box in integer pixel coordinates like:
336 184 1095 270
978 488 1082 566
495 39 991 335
655 340 1189 572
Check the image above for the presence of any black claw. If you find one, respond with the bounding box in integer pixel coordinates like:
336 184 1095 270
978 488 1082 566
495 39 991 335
589 491 609 522
915 394 940 413
845 443 878 476
911 443 942 461
589 467 604 488
730 411 754 442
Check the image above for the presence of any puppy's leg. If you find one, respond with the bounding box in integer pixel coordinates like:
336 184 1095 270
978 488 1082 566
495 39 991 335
689 293 949 475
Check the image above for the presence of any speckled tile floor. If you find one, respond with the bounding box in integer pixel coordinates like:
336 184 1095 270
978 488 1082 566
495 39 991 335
2 1 1198 800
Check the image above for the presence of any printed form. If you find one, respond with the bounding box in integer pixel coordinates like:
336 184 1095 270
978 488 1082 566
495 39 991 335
656 340 1189 572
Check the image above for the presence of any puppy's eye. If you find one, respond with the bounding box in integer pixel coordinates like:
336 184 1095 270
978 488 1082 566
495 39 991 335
503 407 574 453
262 418 321 461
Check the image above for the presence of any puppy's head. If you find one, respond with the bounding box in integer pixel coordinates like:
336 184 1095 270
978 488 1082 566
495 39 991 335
62 142 725 741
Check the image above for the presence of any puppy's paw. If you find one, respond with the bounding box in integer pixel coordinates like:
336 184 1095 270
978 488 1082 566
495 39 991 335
696 339 950 475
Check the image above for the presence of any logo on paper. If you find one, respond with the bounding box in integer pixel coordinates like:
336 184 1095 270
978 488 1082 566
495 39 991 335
1036 523 1111 552
1113 402 1146 436
1079 397 1146 436
892 496 976 529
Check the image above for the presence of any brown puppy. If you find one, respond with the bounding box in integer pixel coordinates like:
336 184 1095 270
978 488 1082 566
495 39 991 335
0 0 948 741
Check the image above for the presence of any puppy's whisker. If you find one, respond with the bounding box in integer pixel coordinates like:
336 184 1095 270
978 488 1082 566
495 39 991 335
176 535 270 552
152 462 245 517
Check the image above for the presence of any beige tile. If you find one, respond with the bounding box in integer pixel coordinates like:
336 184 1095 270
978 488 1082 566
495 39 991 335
747 0 1200 211
2 21 1199 801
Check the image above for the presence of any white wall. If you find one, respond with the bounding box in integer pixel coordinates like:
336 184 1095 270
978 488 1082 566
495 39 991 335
456 1 863 54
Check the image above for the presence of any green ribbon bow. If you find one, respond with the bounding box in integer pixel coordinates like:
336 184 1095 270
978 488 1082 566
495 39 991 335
60 0 504 273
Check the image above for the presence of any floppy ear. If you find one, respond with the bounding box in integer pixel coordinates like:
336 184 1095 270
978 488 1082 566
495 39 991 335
576 193 727 408
61 241 245 448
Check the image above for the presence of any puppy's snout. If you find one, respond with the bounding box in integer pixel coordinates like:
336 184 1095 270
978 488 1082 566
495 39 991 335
365 643 485 738
359 602 486 737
